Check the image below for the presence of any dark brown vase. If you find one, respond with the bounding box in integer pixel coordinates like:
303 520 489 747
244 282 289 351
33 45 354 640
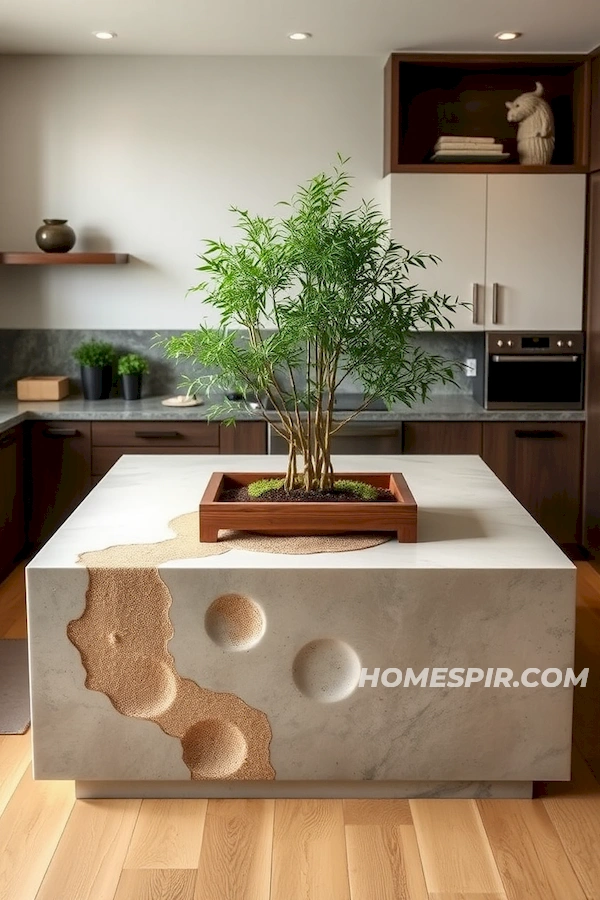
35 219 76 253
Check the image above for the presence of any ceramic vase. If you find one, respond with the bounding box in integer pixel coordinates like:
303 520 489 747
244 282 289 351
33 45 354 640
35 219 76 253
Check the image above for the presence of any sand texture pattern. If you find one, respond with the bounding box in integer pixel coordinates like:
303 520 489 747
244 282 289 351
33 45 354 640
78 512 391 568
67 568 274 780
68 512 388 781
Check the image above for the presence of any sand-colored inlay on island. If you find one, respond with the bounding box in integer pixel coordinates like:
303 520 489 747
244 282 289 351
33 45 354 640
78 511 391 568
68 512 389 781
68 568 274 780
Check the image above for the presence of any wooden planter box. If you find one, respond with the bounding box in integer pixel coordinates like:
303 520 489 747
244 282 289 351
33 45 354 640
199 472 418 543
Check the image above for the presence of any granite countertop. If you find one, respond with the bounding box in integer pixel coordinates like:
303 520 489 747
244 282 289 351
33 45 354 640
0 393 586 436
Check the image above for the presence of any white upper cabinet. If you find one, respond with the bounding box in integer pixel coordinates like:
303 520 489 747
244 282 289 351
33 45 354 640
387 174 487 332
387 173 586 332
485 175 586 331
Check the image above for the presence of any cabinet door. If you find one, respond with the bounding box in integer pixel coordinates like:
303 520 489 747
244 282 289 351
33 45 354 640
584 173 600 552
387 174 487 331
482 422 583 546
0 427 25 577
403 422 482 455
485 175 586 331
591 55 600 174
219 422 267 454
28 421 91 545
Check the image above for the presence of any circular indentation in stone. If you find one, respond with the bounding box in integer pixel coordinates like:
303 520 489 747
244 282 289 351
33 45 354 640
182 719 248 778
292 638 361 703
114 657 178 719
204 593 265 651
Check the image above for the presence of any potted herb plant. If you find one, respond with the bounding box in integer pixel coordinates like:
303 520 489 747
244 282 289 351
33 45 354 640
118 353 149 401
73 339 114 401
162 159 461 541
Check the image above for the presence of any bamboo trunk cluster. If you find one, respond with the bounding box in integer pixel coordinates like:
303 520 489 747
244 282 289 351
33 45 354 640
282 415 335 492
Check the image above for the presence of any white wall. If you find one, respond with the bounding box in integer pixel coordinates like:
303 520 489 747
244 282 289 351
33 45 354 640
0 56 383 328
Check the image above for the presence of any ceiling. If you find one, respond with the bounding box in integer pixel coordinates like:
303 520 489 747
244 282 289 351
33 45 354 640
1 0 599 56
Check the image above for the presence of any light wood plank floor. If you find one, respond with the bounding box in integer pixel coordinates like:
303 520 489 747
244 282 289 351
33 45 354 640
1 561 599 900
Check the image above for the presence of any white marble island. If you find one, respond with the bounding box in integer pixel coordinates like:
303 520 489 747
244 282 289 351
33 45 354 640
26 455 576 799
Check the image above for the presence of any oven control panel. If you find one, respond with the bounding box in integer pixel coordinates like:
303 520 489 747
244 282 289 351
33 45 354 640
487 332 584 355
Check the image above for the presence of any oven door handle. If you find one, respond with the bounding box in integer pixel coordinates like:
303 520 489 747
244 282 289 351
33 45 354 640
491 355 580 363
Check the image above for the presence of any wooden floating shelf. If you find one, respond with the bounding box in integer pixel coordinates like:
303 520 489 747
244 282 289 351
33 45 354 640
388 164 588 175
0 252 130 265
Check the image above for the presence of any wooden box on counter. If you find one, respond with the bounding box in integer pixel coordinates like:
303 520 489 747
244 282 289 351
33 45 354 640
17 376 69 401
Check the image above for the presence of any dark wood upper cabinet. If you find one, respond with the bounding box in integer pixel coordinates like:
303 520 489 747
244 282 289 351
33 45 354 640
0 427 25 578
584 172 600 552
403 422 482 455
219 421 267 454
27 421 92 546
384 53 591 174
590 53 600 173
482 422 583 546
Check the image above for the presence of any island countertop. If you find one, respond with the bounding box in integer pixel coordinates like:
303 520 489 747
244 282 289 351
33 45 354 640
29 453 574 571
0 393 587 436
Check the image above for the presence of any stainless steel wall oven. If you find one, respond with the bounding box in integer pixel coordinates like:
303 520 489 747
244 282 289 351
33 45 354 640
475 332 584 410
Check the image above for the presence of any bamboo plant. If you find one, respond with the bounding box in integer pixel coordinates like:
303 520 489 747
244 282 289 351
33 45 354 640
162 160 462 492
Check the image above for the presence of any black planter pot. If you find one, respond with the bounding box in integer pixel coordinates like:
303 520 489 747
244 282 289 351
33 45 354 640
80 365 112 400
121 373 142 401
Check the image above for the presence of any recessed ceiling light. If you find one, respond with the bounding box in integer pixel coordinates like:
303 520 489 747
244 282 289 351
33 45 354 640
495 31 522 41
93 31 117 40
288 32 312 41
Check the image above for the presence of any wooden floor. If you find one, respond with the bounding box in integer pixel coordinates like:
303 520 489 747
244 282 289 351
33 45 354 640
1 561 599 900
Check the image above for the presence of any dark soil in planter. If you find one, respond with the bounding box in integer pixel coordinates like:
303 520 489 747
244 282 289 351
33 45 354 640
221 485 395 503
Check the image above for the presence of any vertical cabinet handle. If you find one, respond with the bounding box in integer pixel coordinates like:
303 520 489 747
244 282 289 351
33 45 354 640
471 283 479 325
492 283 499 325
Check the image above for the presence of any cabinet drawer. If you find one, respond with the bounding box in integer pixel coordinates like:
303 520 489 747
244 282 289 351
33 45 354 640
92 421 219 448
92 445 218 476
403 422 482 454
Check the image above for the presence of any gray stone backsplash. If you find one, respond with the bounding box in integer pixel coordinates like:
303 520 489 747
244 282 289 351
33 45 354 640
0 329 483 398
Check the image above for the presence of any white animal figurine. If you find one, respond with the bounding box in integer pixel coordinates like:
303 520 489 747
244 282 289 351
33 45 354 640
505 82 555 165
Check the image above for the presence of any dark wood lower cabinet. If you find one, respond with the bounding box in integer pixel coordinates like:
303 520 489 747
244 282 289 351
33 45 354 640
403 422 482 454
27 421 92 546
0 427 25 577
482 422 584 546
219 421 267 454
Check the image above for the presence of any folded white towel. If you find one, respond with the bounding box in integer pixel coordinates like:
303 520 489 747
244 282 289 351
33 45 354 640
436 135 497 145
435 141 503 152
433 149 507 157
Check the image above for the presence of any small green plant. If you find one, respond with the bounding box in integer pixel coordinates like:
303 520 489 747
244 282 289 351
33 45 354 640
333 479 378 500
117 353 150 376
72 340 114 368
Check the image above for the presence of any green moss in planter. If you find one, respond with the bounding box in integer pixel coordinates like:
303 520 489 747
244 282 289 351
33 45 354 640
247 477 378 500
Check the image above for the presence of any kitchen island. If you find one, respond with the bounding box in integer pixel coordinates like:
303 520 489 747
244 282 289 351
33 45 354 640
26 454 576 799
